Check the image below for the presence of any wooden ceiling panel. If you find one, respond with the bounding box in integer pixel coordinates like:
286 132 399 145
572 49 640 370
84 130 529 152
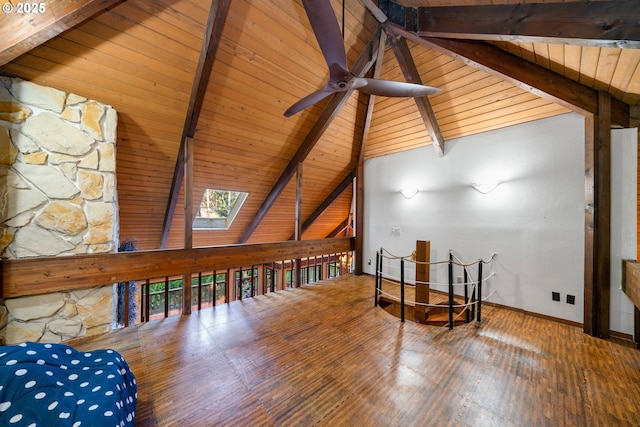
1 0 636 250
302 189 353 240
1 0 205 250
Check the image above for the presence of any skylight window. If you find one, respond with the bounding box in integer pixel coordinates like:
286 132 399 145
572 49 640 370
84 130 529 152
193 189 248 230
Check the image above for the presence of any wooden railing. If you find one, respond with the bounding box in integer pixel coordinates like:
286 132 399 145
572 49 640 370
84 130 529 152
1 237 355 299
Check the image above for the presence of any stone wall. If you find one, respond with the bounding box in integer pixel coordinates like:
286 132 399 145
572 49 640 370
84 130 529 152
0 76 119 345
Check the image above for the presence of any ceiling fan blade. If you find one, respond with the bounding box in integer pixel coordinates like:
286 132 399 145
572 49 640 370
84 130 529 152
284 85 336 117
301 0 348 70
358 78 441 97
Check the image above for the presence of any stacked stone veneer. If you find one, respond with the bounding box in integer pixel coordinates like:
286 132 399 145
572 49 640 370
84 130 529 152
0 76 119 345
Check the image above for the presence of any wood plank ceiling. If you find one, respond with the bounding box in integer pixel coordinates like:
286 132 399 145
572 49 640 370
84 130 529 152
1 0 639 250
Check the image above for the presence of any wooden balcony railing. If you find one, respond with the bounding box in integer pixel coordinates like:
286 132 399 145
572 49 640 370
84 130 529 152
1 237 355 325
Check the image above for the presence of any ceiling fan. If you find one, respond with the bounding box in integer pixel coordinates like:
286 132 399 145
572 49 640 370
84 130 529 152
284 0 440 117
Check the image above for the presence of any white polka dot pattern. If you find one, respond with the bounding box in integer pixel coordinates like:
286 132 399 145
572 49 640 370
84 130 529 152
0 342 136 427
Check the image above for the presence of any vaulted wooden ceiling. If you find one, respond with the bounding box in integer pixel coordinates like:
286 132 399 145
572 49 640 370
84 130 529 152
1 0 638 251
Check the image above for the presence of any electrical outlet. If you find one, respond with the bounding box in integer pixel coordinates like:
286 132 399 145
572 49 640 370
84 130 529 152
552 292 560 302
566 294 575 305
367 259 371 265
456 276 463 284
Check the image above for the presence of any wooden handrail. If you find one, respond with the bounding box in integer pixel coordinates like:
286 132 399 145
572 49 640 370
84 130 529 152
1 237 355 298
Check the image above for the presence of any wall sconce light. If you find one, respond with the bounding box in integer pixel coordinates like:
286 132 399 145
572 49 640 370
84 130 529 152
471 181 501 194
399 188 419 199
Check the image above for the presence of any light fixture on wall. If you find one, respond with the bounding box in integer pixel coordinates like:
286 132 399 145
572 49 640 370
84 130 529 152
471 181 502 194
399 188 419 199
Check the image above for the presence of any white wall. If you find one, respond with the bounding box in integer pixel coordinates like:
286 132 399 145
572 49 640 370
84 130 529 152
364 113 586 324
610 128 638 335
364 114 639 333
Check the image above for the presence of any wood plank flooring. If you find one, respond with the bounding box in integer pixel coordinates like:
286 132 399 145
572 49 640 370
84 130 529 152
69 274 640 426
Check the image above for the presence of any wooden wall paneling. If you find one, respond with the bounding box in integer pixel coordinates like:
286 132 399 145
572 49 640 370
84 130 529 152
108 2 202 47
6 46 190 116
303 191 353 240
364 104 567 159
0 0 123 66
59 29 195 89
563 44 583 81
594 48 622 92
608 50 640 102
579 46 601 88
622 64 640 106
547 44 565 75
532 43 551 69
89 13 200 71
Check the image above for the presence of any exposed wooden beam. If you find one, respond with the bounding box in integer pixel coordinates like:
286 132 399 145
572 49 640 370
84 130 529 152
414 1 640 49
0 0 123 66
160 0 231 248
326 218 350 239
289 171 354 240
294 162 303 241
385 25 445 156
237 40 379 244
183 137 195 250
390 25 630 127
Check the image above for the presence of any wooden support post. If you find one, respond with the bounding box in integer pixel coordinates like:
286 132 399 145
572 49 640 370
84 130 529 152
584 91 612 339
414 240 430 323
182 136 194 315
294 162 303 287
227 268 235 302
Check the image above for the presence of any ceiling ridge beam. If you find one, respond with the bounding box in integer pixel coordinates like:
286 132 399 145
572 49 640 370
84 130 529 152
160 0 232 248
288 171 354 240
0 0 123 66
381 0 640 49
390 24 629 127
237 39 380 244
384 24 445 156
416 1 640 49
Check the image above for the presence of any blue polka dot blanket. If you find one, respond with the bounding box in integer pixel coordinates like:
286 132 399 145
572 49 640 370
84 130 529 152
0 342 137 427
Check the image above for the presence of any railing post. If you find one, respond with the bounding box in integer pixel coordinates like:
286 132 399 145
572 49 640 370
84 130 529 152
375 250 380 307
400 257 405 323
124 280 130 327
164 276 169 318
464 268 469 323
477 261 483 322
144 279 150 322
378 248 383 304
448 252 454 330
197 272 202 311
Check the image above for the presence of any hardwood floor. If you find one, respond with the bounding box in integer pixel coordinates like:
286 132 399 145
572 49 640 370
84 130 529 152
69 274 640 426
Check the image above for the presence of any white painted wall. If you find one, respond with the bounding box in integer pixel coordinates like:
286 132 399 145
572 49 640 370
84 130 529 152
610 128 638 335
364 114 639 333
364 113 587 324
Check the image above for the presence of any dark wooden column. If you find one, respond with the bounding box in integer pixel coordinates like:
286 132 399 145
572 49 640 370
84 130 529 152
182 136 194 315
354 146 365 275
584 91 612 338
294 162 303 287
